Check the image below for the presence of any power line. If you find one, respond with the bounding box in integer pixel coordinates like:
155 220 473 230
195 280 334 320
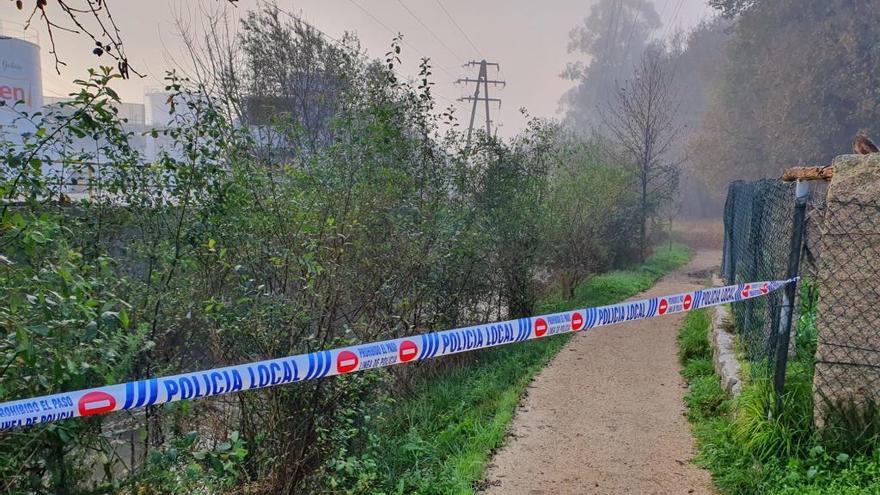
342 0 467 113
620 8 641 67
344 0 458 80
278 3 468 115
662 0 687 41
432 0 482 59
344 0 408 48
598 0 624 96
394 0 463 62
656 0 672 40
666 0 689 75
605 0 624 64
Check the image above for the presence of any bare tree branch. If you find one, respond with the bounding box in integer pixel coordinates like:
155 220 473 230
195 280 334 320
602 47 682 260
10 0 238 78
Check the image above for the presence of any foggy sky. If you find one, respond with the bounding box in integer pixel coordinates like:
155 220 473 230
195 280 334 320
28 0 714 137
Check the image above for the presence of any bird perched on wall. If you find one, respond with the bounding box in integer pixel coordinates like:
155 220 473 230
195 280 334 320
852 132 879 154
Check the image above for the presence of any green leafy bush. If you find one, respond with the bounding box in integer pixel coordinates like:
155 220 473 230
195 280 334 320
542 243 692 312
0 5 677 493
126 431 248 495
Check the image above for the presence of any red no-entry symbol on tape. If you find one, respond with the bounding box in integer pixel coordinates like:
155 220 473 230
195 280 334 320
78 391 116 416
683 294 693 311
760 283 769 295
742 284 752 298
659 298 669 315
571 312 584 331
336 350 359 374
399 340 418 362
534 318 548 337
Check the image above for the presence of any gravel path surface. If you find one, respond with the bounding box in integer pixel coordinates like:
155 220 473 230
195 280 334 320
482 250 721 495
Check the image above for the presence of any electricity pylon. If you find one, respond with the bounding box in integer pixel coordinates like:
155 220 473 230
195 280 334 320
455 60 505 146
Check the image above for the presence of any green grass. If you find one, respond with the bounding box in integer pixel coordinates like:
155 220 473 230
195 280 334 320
363 337 569 494
349 244 693 494
677 309 880 495
678 309 712 364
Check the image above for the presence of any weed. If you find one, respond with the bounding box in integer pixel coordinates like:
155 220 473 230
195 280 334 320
678 309 712 364
682 357 715 381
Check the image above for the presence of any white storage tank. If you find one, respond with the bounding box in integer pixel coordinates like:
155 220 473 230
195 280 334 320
0 22 42 129
144 88 172 127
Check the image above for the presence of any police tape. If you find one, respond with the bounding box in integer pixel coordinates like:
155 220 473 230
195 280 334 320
0 279 795 429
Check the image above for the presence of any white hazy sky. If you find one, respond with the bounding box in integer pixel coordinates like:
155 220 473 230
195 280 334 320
24 0 714 137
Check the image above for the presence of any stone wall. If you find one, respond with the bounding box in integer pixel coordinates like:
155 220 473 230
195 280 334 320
812 153 880 426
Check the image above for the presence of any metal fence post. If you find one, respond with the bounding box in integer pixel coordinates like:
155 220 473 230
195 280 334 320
723 183 737 283
773 180 809 412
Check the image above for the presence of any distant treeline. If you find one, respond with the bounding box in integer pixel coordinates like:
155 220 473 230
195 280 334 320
562 0 880 216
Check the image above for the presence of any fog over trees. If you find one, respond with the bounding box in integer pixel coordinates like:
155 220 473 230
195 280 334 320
2 0 879 493
563 0 880 216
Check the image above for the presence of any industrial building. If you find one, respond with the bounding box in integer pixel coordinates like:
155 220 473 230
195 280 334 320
1 23 176 200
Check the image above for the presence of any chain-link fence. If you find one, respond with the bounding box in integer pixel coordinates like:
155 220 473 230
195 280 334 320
722 179 794 369
723 174 880 425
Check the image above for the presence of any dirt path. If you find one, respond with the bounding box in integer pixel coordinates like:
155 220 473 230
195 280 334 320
482 250 721 495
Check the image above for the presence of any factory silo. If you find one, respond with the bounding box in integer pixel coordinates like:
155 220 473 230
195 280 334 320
144 88 173 127
0 23 43 130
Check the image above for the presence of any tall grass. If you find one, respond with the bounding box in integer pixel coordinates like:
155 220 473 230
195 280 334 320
730 363 816 460
677 300 880 494
678 309 712 364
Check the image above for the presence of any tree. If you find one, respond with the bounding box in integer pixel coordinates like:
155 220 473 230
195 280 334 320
604 48 681 261
708 0 759 18
561 0 662 132
239 5 359 155
543 133 634 297
663 19 730 218
692 0 880 194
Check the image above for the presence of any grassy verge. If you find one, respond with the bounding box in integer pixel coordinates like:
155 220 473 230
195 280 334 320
347 244 693 494
677 310 880 495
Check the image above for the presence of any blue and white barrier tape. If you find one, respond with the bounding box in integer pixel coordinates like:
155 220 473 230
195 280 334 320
0 279 794 429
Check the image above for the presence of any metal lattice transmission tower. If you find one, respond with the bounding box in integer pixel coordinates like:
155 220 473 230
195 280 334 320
456 60 505 146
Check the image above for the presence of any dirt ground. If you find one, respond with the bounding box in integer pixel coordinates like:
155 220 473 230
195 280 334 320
482 250 721 495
